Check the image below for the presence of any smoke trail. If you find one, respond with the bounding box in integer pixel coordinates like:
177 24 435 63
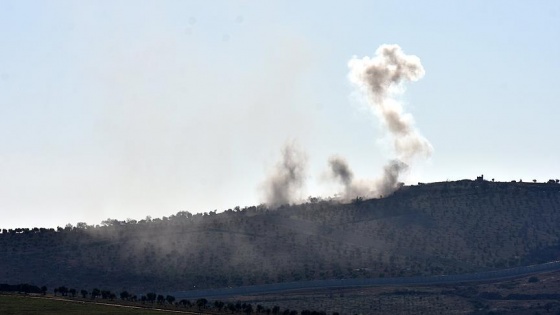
328 45 430 200
348 44 433 161
263 142 307 207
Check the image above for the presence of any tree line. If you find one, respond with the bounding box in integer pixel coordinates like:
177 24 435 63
1 282 335 315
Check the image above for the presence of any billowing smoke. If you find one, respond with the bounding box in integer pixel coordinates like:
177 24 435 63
376 159 408 197
328 156 408 199
329 44 431 200
328 156 353 187
328 156 362 198
348 44 433 161
262 142 307 207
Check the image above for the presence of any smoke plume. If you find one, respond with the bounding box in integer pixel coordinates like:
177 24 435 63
348 44 433 161
329 44 431 200
376 159 408 197
328 156 361 198
263 142 307 207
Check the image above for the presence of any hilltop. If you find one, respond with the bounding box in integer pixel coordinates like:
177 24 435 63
1 178 560 294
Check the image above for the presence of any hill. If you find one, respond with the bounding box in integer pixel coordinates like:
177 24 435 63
1 179 560 294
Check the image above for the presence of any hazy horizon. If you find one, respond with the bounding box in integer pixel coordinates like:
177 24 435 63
1 1 559 229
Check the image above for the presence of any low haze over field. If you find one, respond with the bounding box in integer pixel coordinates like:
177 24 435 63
1 1 559 228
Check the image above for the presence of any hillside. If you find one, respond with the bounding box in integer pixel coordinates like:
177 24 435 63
1 179 560 293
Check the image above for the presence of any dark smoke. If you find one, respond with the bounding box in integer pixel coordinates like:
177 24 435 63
328 156 354 188
327 156 365 199
263 142 307 207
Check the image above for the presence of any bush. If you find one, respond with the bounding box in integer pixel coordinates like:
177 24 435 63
528 276 540 283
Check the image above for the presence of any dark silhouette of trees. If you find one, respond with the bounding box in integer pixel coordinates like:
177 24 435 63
165 294 175 305
146 292 156 303
157 294 165 304
0 283 43 294
214 300 225 311
80 289 88 298
56 286 69 296
244 303 254 314
180 299 191 308
91 288 100 299
196 298 208 310
101 290 111 299
120 290 130 300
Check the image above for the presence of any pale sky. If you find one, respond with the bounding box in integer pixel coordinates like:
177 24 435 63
1 1 559 229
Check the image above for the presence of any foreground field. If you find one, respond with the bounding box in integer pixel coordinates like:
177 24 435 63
3 270 560 314
229 271 560 314
0 294 197 315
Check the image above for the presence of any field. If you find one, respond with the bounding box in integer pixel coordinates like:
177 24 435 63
228 271 560 314
0 294 197 315
3 270 560 314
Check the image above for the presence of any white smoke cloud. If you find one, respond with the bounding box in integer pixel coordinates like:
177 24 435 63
349 44 433 161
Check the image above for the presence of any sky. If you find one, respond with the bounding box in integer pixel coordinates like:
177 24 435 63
1 1 559 229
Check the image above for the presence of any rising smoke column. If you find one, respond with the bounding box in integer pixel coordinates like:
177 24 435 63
348 44 433 160
263 142 307 207
329 44 431 199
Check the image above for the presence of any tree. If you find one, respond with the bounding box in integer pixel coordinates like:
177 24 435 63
57 286 68 296
165 295 175 305
120 291 130 300
91 288 100 299
244 304 253 314
272 306 280 315
214 300 225 311
146 292 156 303
80 290 88 298
196 298 208 310
528 276 539 283
101 290 111 299
157 294 165 304
69 288 76 297
40 286 47 295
